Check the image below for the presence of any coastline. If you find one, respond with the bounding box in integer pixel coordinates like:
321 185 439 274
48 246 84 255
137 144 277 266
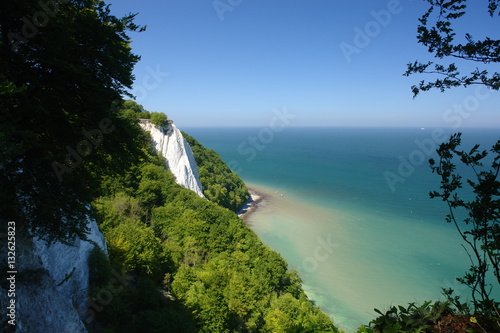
238 183 298 222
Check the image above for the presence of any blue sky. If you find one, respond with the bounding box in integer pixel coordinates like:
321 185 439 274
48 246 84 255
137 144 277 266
108 0 499 128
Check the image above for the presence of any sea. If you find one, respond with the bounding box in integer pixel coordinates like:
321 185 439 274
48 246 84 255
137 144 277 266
184 126 499 332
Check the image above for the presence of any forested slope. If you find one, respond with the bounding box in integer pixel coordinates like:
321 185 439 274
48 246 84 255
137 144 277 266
0 0 338 329
88 102 339 332
183 132 250 212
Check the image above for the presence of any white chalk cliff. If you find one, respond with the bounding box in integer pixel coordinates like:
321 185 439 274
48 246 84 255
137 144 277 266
139 119 204 197
1 218 107 333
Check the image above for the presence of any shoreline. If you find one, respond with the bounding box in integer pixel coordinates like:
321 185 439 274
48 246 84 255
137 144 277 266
237 187 266 222
237 183 292 223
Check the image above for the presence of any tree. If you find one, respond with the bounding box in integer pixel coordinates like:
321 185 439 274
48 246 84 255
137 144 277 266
0 0 144 243
183 132 250 212
405 0 500 97
150 112 168 127
120 100 151 122
430 134 500 316
406 0 500 317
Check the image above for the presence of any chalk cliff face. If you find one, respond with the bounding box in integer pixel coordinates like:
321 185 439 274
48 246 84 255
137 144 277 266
0 219 107 333
139 119 204 197
32 218 108 311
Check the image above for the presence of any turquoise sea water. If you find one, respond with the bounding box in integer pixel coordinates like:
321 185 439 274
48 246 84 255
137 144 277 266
185 127 499 332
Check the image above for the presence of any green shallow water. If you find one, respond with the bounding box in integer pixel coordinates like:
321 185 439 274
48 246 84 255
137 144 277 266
245 183 466 332
186 127 499 332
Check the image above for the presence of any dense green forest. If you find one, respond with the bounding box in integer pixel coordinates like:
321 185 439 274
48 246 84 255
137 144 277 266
88 102 339 332
183 132 250 213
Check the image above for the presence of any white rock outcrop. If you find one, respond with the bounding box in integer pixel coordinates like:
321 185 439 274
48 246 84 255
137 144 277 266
139 119 204 197
33 218 108 310
1 219 107 333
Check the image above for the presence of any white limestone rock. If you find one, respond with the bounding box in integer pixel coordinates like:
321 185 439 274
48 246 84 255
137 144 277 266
139 119 204 197
0 219 107 333
0 220 107 333
33 218 108 310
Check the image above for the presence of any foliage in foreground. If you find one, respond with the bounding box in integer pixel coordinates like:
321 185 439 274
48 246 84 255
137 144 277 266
0 0 144 243
360 134 500 332
405 0 500 97
397 2 500 331
87 105 338 332
430 133 500 316
357 300 499 333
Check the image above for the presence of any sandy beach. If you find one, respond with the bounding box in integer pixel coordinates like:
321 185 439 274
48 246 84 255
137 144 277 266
237 187 265 221
237 183 299 221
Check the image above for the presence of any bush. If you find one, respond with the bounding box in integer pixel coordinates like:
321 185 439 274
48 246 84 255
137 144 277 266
150 112 168 127
88 245 112 290
357 300 500 333
183 132 250 212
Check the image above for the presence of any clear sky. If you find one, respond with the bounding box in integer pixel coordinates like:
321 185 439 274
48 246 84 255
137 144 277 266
108 0 500 128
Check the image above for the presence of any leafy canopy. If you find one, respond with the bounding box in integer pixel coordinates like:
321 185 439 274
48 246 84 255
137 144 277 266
0 0 144 243
429 134 500 316
404 0 500 97
365 2 500 331
150 112 168 127
183 132 250 212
